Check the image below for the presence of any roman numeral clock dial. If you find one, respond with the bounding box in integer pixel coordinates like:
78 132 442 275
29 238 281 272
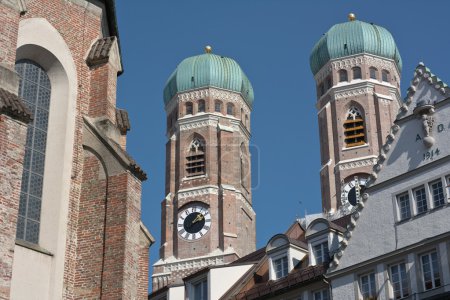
177 205 211 241
341 176 368 209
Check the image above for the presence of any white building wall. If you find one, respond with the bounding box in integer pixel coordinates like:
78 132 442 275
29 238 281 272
209 265 252 300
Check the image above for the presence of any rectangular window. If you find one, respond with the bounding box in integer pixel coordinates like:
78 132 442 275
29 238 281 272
397 193 411 221
313 289 329 300
421 252 441 290
273 256 288 279
192 278 208 300
313 242 329 265
414 186 428 214
390 263 409 299
359 272 376 299
430 180 445 208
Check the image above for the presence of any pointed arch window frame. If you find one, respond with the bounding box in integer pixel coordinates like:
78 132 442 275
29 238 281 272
343 106 367 148
186 137 206 177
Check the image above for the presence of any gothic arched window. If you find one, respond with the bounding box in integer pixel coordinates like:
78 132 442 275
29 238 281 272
186 102 193 115
382 70 390 82
343 106 366 148
227 103 234 116
15 60 52 244
198 99 205 113
186 138 206 177
338 69 348 82
352 67 362 80
369 67 377 80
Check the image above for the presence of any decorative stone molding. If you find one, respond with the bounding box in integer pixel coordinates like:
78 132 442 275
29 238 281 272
166 87 251 115
154 250 236 273
177 186 219 199
334 87 373 100
335 156 378 171
179 119 217 131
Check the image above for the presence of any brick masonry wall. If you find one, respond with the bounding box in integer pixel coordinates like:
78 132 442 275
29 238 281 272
0 1 149 298
0 115 27 300
0 4 19 68
74 149 107 299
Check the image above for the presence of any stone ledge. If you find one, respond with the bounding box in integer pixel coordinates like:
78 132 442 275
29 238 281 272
15 239 53 256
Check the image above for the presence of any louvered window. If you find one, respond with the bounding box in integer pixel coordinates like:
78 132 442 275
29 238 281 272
344 107 366 147
186 138 205 177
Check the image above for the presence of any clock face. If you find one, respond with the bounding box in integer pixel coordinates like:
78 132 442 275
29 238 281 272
341 177 368 207
177 205 211 241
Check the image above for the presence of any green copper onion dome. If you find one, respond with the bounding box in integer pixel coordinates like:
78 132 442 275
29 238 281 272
310 15 402 75
164 47 254 107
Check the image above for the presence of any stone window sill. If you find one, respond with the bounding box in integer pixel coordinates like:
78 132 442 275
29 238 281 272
15 239 53 256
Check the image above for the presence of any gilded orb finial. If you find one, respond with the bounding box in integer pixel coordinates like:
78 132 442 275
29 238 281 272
205 45 212 53
348 13 356 21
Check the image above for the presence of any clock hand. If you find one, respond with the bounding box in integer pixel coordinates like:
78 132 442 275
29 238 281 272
191 214 204 224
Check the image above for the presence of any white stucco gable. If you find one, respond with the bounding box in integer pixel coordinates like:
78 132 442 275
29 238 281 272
327 63 450 274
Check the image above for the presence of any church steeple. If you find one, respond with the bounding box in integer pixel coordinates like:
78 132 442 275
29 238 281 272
153 48 256 290
310 15 402 213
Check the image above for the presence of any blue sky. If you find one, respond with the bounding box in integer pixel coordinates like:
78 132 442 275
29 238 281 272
114 0 450 279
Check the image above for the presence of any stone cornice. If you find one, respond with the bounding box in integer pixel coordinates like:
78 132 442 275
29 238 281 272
335 155 378 172
177 185 219 200
153 249 237 273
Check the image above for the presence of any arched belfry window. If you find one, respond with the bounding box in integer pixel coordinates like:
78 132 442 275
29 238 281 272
186 102 193 115
227 103 234 116
382 70 390 82
352 67 362 80
338 69 348 82
15 60 52 243
344 106 366 148
198 99 205 113
369 67 377 80
186 138 206 177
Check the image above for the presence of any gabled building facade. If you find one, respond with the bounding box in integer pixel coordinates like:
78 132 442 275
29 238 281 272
328 64 450 299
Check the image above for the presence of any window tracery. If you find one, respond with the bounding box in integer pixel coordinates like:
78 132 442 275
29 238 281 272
344 106 366 147
186 138 206 177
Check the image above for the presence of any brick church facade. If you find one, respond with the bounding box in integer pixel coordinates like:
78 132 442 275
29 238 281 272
0 0 153 299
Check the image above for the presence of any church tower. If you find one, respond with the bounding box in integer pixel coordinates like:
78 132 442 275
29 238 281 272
152 46 256 290
310 14 403 213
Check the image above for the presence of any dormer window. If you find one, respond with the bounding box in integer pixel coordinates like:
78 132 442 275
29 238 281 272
313 241 329 265
266 234 308 281
273 256 288 279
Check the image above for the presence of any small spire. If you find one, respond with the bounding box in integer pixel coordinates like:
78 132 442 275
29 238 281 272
205 45 212 53
348 13 356 21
